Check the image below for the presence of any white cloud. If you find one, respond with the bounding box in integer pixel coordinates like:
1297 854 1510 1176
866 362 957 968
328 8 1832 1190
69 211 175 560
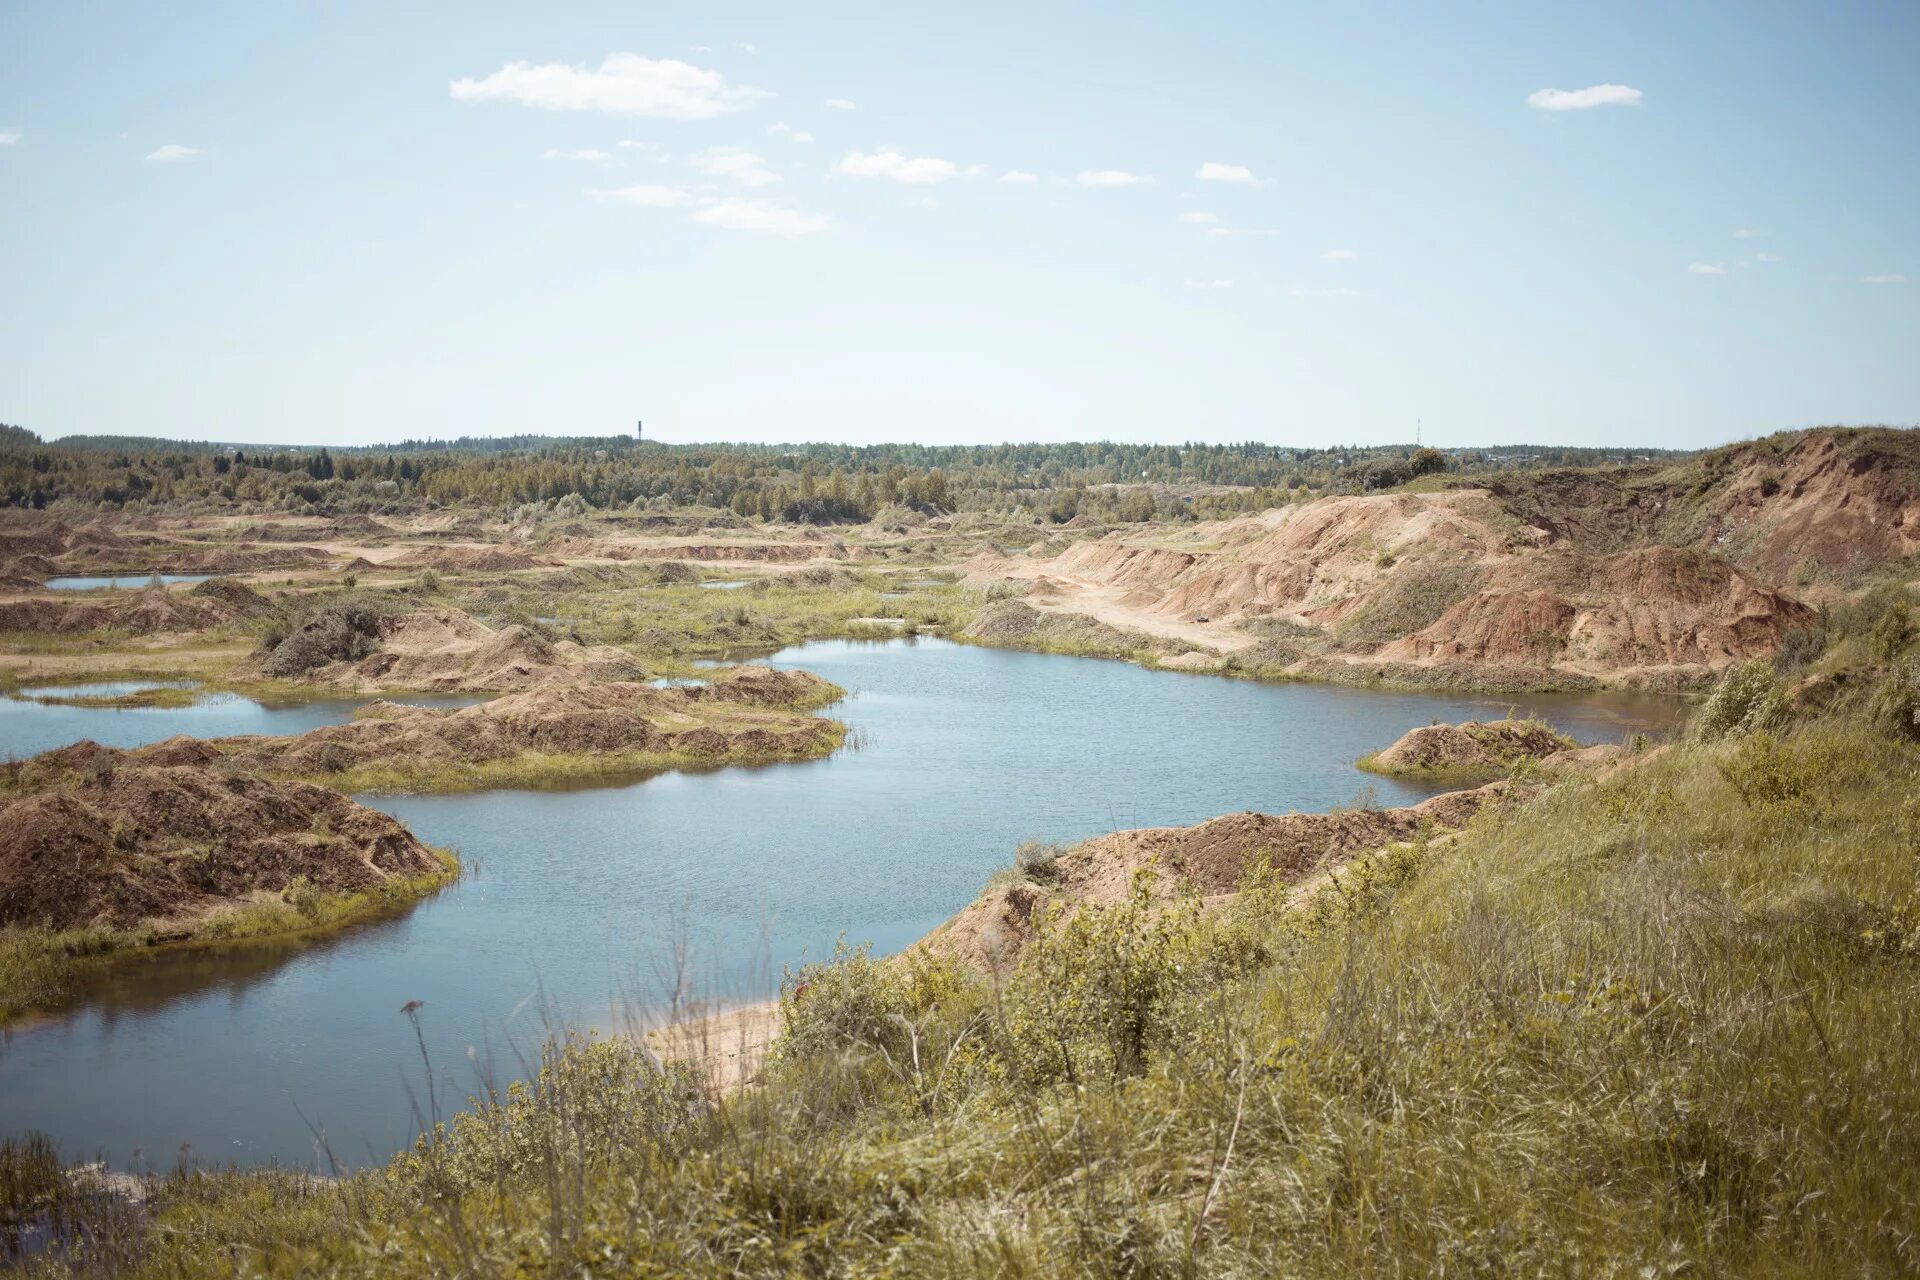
1733 228 1759 239
1195 161 1261 184
836 149 965 184
999 170 1039 184
1756 252 1784 264
617 139 659 151
1076 169 1154 187
1177 211 1218 225
541 148 612 162
693 146 780 186
1864 273 1909 285
0 128 19 146
767 122 815 143
691 44 712 53
693 198 828 234
736 42 759 55
145 143 199 162
602 183 692 207
1185 279 1234 290
1289 287 1363 297
450 52 767 120
1687 262 1727 275
823 98 856 111
1527 84 1643 111
1206 226 1284 239
1319 248 1355 260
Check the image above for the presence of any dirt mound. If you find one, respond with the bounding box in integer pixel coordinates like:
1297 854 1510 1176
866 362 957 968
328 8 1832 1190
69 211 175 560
214 671 843 785
0 749 441 932
385 546 546 573
1360 719 1574 780
925 786 1500 968
0 579 273 636
782 563 862 590
246 605 647 691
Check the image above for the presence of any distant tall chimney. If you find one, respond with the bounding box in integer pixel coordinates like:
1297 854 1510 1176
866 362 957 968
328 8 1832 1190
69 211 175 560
636 420 643 441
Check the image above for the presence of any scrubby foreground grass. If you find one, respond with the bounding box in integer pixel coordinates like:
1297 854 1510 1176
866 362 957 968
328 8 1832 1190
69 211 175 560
8 684 1920 1274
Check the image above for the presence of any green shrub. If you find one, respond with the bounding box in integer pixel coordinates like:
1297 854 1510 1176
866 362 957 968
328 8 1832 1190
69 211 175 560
1693 659 1790 741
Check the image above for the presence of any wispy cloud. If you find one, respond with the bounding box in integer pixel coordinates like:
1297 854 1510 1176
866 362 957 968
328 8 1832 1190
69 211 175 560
617 139 659 152
451 52 767 119
1185 278 1234 290
0 128 19 147
1195 161 1263 185
767 122 814 143
1177 211 1218 225
823 98 856 111
145 143 199 162
1289 287 1363 297
736 42 759 55
1527 83 1643 111
1864 273 1909 285
1687 262 1727 275
1076 169 1154 188
693 146 780 186
836 149 967 184
998 170 1039 184
1756 252 1784 264
541 148 613 162
601 184 692 207
1733 228 1759 239
693 198 828 233
1319 248 1355 260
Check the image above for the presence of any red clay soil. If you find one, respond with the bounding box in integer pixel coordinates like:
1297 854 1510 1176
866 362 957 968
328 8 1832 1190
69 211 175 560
0 741 442 932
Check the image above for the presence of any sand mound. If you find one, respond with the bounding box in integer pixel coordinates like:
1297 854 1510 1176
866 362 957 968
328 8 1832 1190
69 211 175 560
1361 719 1574 779
0 747 441 932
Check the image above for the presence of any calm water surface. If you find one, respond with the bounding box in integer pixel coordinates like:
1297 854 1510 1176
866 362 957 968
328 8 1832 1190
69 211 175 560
0 688 488 760
43 574 213 591
0 639 1682 1168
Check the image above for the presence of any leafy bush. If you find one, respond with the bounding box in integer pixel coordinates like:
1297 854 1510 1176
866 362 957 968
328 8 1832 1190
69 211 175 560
1693 659 1790 741
260 596 391 677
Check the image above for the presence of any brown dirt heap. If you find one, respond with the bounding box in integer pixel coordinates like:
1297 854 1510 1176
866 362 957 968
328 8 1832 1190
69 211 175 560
924 785 1498 969
245 606 648 692
0 739 442 932
1360 719 1574 779
212 666 842 783
0 578 279 636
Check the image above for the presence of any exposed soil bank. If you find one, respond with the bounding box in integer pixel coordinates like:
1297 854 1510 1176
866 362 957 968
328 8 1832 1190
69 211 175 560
241 605 648 692
1358 718 1576 783
211 665 846 792
0 741 456 1021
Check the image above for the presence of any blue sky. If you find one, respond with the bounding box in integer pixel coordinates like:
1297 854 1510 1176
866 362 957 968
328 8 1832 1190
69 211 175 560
1 1 1915 449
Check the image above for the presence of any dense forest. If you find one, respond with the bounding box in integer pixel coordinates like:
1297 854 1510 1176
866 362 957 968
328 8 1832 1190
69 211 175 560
0 424 1687 525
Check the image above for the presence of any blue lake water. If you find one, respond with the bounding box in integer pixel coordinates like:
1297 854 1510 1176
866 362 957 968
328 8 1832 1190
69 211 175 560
42 575 213 591
0 688 489 760
0 638 1683 1170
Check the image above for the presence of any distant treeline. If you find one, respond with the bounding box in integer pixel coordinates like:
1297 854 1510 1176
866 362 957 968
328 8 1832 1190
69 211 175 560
0 424 1688 524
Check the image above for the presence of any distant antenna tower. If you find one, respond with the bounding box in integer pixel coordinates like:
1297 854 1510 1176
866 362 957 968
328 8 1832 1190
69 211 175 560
1416 418 1422 446
636 419 643 441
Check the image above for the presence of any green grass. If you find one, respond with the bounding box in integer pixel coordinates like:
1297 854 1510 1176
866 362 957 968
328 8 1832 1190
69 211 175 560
273 723 849 794
0 850 458 1026
11 661 1918 1275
